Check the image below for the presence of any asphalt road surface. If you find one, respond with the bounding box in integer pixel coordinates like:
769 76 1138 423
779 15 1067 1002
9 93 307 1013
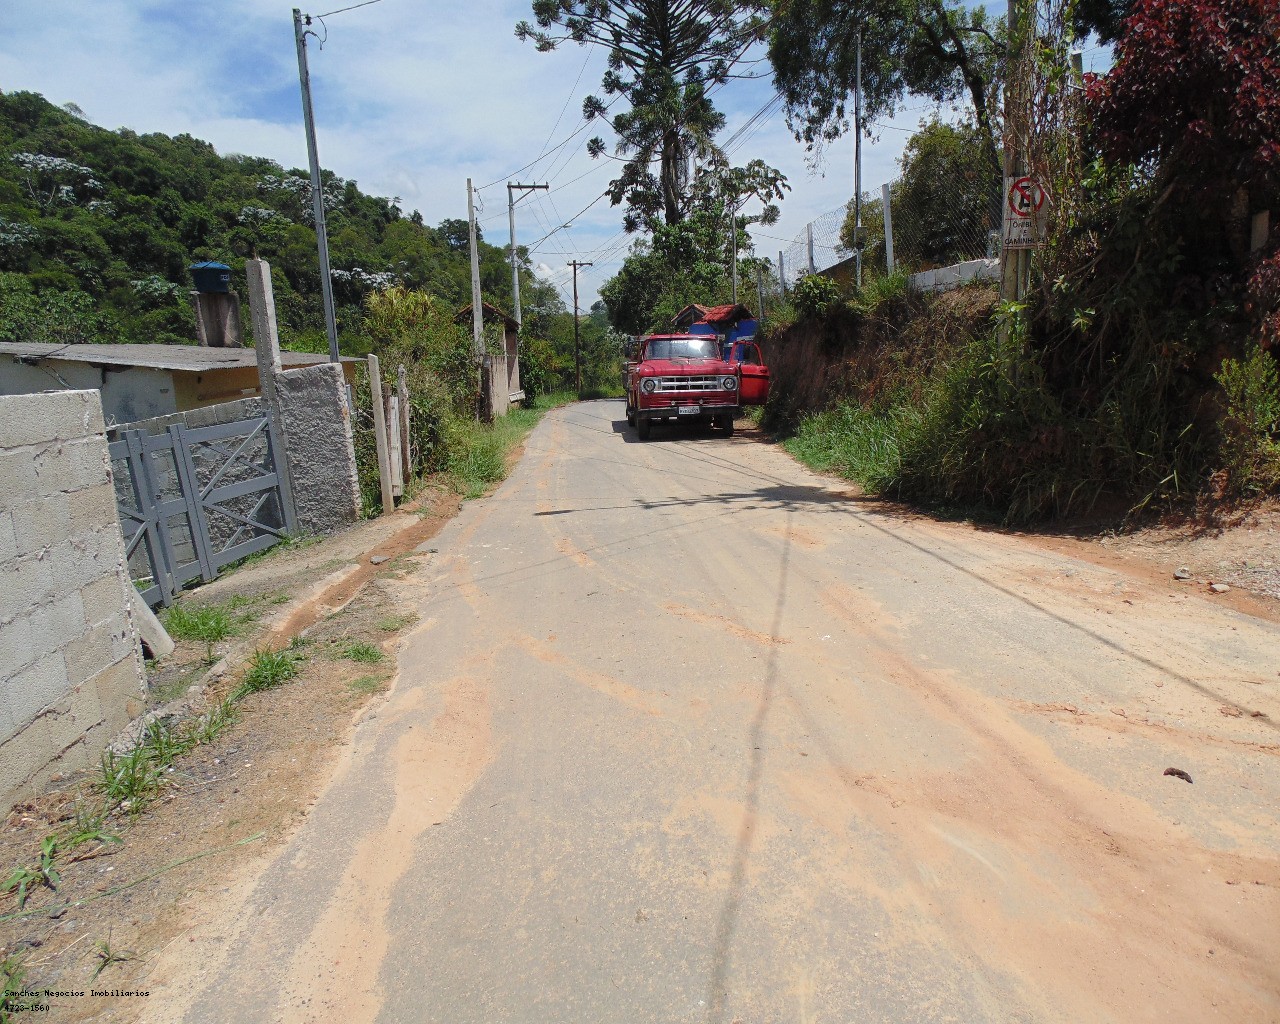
149 399 1280 1024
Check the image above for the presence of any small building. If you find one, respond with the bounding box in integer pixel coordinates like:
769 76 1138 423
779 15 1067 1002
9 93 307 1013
455 302 522 417
0 342 357 427
671 303 759 354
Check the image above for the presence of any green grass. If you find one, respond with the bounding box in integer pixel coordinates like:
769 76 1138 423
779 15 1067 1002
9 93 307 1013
97 744 163 815
231 647 303 701
162 603 236 663
376 613 417 632
339 641 385 664
2 952 26 1011
785 402 912 491
348 674 388 695
443 393 570 499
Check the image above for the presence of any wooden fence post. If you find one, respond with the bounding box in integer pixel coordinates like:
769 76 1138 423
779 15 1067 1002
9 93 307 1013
367 354 394 514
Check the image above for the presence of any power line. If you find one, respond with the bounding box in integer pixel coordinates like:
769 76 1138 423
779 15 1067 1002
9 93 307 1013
314 0 382 17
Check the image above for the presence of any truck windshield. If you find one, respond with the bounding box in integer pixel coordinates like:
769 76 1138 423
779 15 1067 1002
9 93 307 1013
646 337 719 360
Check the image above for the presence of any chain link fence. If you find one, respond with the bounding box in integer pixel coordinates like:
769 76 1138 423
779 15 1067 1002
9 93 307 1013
776 173 1003 289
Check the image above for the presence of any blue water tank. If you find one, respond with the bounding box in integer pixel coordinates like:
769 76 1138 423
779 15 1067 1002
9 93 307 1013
189 261 232 294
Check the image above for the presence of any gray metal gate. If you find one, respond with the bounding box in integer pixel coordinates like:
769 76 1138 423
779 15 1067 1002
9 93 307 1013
110 415 295 607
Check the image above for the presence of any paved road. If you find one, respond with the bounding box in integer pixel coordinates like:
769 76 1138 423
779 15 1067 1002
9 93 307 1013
152 400 1279 1023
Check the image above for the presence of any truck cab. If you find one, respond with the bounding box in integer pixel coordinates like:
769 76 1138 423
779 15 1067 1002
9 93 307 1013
624 333 740 440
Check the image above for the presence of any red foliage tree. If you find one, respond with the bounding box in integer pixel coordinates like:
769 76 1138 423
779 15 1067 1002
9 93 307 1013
1085 0 1280 344
1085 0 1280 200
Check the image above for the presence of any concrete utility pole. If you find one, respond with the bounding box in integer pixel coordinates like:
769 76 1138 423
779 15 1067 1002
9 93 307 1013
507 182 548 330
854 26 864 289
882 182 895 273
292 9 340 365
730 200 739 305
1001 0 1032 306
467 178 484 357
568 260 592 395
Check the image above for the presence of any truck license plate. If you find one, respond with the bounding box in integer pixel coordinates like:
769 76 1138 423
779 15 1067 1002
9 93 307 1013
677 405 699 416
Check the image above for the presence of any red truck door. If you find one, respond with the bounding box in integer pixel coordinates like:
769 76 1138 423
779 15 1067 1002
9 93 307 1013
738 342 770 405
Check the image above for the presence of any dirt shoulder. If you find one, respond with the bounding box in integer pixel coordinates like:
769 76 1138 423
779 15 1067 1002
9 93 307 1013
0 483 462 1022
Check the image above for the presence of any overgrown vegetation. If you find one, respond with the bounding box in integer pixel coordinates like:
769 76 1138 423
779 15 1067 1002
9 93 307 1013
767 0 1279 524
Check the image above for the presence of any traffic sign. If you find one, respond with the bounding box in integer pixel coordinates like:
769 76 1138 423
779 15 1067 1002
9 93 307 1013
1003 175 1048 249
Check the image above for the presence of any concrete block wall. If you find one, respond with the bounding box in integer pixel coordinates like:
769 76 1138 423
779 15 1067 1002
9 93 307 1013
1 390 146 807
276 362 361 534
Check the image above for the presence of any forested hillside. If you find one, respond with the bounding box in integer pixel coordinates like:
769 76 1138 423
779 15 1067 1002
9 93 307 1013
0 90 560 353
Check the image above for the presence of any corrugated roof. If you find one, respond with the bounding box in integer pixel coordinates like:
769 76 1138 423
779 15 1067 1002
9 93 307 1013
0 342 353 372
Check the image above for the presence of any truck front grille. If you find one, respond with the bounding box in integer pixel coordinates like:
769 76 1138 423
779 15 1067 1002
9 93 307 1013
656 375 720 392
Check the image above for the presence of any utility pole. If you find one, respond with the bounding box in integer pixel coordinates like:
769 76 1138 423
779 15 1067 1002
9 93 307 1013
467 178 484 358
756 265 765 320
882 182 895 273
730 199 739 305
292 9 339 365
568 260 592 395
1001 0 1032 307
854 25 863 289
778 250 786 294
507 182 547 330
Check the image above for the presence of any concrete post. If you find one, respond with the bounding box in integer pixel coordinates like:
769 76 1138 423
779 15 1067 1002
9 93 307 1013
397 364 412 482
367 354 394 514
245 258 297 530
882 183 895 273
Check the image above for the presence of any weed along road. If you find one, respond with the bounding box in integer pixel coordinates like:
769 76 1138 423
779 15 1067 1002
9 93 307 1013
145 400 1280 1024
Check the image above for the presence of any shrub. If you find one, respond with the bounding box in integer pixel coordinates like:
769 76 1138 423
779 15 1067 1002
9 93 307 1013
1215 345 1280 495
792 274 841 318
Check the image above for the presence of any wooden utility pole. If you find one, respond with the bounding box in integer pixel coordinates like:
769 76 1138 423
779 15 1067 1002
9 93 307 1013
756 265 765 320
778 250 786 294
508 182 547 330
292 9 340 365
568 260 592 395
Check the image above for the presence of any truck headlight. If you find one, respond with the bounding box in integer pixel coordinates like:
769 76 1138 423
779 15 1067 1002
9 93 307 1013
640 378 657 394
721 376 738 391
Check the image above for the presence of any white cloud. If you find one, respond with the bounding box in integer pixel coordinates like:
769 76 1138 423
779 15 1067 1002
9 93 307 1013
0 0 933 306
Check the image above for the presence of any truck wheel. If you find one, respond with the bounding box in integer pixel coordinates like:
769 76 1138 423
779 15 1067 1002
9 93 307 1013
626 405 635 427
637 417 651 440
721 416 735 437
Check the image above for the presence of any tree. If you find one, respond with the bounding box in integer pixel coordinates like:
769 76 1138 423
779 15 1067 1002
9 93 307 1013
767 0 1006 182
863 119 1002 270
517 1 768 230
1082 0 1280 351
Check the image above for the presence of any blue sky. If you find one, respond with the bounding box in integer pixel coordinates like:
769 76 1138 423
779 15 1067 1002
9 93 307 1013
0 1 1110 309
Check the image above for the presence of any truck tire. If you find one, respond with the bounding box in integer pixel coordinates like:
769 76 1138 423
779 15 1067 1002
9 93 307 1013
637 417 651 440
721 415 735 437
626 404 635 427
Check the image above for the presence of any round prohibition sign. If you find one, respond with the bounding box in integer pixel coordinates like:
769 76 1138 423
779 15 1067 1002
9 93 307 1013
1008 176 1045 218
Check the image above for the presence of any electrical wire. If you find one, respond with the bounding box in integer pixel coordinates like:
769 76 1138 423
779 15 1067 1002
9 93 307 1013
314 0 383 18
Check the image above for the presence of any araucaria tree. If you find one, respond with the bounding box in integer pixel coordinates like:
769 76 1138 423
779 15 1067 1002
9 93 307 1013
517 1 769 231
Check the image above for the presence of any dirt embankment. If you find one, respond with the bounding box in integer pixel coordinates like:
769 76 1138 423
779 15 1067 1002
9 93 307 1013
762 286 998 430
